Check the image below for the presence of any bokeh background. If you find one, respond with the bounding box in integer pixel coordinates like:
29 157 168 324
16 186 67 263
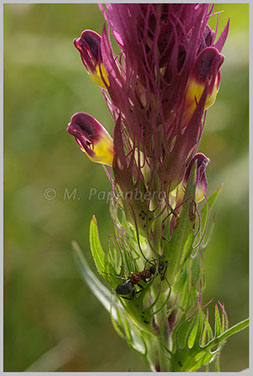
4 4 249 372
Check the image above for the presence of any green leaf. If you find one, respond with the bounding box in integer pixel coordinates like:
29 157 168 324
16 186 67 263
110 304 128 341
187 319 198 349
110 301 147 357
187 305 204 349
89 215 118 287
200 185 222 226
72 241 117 317
201 313 209 347
194 304 205 345
202 310 213 344
215 304 222 337
177 316 194 349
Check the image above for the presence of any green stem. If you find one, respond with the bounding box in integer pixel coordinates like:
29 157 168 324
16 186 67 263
154 288 170 371
156 332 168 371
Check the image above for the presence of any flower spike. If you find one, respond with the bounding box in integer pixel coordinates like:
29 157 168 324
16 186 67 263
67 112 113 166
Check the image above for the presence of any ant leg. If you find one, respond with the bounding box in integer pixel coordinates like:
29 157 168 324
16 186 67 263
102 272 127 281
120 296 134 301
119 289 136 301
160 267 171 289
143 259 148 268
135 282 146 296
136 282 145 290
119 265 133 275
160 262 168 279
163 262 168 275
162 275 171 289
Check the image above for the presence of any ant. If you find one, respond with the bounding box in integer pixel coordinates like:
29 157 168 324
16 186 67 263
106 259 168 300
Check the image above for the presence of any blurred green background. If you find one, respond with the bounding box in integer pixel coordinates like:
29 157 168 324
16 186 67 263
4 4 249 372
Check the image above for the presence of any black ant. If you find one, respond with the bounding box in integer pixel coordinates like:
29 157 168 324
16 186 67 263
105 259 168 300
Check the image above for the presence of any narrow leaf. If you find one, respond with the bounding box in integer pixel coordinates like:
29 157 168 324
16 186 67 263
201 310 213 345
215 304 222 337
201 185 222 226
110 306 127 341
89 216 117 286
177 317 194 349
187 321 198 349
72 241 116 317
195 305 204 345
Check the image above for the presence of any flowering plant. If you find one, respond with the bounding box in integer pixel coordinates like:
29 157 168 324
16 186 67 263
68 4 248 372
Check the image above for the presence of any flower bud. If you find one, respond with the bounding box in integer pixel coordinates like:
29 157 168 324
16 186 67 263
74 30 109 88
67 112 113 166
183 153 209 203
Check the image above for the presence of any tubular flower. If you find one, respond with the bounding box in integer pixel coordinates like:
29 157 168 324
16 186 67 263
74 30 109 88
178 153 209 207
67 112 113 166
187 153 209 203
